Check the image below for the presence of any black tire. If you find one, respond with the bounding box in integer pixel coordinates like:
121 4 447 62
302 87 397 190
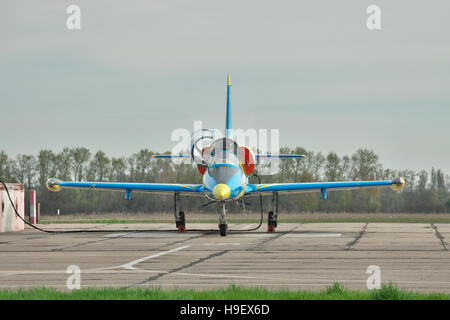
180 211 185 222
219 224 228 237
176 211 185 227
268 211 277 227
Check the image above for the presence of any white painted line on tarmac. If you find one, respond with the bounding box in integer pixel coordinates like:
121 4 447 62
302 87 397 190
122 245 190 270
4 265 450 287
233 233 276 238
3 268 450 277
203 243 241 246
104 232 132 238
103 245 190 270
282 233 342 238
104 232 201 238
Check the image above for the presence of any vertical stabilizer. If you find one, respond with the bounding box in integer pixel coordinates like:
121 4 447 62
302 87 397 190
225 74 232 138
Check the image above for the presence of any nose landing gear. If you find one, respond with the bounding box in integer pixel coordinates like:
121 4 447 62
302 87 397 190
268 211 277 232
174 192 186 233
267 191 279 233
219 201 228 236
219 223 228 236
176 212 186 233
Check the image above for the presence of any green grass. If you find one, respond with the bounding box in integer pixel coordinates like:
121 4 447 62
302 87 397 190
39 217 450 224
298 217 450 223
40 219 170 224
1 283 449 300
40 218 295 224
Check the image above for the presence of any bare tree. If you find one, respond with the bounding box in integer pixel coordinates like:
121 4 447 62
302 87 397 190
417 170 428 190
110 157 127 182
88 151 110 182
135 149 153 182
325 152 342 181
71 147 91 181
13 154 37 188
56 148 73 181
351 149 380 181
127 154 137 182
0 150 15 182
37 150 56 187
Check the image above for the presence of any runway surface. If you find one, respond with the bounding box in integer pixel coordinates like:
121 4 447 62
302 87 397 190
0 222 449 292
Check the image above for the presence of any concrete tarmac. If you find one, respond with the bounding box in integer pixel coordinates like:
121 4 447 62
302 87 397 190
0 222 449 292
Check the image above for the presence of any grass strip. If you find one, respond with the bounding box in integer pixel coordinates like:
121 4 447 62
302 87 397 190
39 217 450 224
1 283 449 300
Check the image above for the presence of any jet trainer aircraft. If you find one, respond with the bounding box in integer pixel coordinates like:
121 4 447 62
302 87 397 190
47 75 406 236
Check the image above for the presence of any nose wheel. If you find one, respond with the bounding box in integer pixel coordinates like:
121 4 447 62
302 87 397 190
267 191 279 233
267 211 277 232
219 223 228 236
176 211 186 233
174 192 186 233
219 201 228 236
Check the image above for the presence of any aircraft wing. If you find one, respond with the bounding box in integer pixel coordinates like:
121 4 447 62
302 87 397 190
245 178 406 197
46 179 204 197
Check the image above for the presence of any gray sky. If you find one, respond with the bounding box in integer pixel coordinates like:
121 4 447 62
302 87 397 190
1 0 449 173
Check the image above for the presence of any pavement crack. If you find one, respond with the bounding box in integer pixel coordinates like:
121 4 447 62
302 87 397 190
431 224 448 251
129 249 229 287
346 222 368 250
147 231 216 253
52 234 128 252
53 229 214 252
249 224 301 251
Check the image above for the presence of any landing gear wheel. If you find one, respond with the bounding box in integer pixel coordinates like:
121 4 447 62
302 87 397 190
219 224 228 237
176 211 186 233
268 211 277 233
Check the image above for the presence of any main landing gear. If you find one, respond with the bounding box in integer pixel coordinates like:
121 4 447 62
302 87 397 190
267 191 279 233
219 201 228 236
174 192 186 233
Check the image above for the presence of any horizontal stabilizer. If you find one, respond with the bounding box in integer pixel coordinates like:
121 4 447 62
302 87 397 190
153 154 190 158
256 154 305 158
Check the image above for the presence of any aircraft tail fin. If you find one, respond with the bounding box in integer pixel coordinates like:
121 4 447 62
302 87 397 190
225 73 231 138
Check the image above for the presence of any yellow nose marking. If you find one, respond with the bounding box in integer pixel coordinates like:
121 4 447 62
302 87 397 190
213 184 230 200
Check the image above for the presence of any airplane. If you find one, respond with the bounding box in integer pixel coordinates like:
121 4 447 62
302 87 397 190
46 74 406 236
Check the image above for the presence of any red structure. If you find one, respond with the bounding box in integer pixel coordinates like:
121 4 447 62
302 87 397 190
30 190 37 224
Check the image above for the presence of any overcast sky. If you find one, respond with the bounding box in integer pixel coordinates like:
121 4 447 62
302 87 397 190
1 1 449 174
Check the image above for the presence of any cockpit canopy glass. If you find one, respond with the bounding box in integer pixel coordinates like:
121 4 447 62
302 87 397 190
207 138 241 166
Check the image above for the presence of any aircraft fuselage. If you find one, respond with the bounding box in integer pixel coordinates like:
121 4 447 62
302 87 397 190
202 138 247 201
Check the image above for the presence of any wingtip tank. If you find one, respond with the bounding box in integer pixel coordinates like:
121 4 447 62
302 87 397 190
46 178 61 192
391 177 406 191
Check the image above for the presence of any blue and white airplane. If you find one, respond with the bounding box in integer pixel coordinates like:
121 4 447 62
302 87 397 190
47 74 406 236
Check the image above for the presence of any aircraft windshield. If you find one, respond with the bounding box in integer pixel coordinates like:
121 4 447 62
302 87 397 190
208 138 241 166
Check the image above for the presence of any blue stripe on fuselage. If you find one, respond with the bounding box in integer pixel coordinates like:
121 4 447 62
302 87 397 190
203 164 245 200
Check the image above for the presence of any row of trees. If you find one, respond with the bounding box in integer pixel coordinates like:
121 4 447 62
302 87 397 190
0 147 449 215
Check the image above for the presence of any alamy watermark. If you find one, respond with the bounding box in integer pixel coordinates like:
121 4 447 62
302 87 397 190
366 265 381 290
66 5 381 31
66 265 81 290
170 121 281 175
66 5 81 30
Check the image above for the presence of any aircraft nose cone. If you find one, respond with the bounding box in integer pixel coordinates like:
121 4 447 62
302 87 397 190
212 184 230 200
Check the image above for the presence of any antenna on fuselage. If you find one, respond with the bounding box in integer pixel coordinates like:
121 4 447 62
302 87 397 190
225 73 232 138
